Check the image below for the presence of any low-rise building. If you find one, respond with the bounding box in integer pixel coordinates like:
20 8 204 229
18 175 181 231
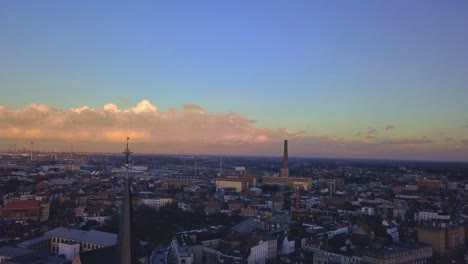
0 246 35 263
414 211 450 222
0 200 43 221
140 197 173 210
216 173 257 192
262 176 311 190
361 243 432 264
18 227 122 261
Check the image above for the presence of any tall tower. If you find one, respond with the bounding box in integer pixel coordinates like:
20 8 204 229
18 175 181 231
281 140 289 177
30 140 34 161
116 137 140 264
295 185 300 209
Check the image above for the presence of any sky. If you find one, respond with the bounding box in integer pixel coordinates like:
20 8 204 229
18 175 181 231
1 1 468 161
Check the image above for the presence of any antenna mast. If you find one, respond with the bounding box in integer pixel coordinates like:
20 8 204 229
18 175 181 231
30 139 34 161
122 137 132 176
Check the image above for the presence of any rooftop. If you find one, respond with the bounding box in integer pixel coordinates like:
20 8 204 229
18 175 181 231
3 200 41 210
45 227 117 247
18 236 50 248
362 243 432 258
0 246 35 257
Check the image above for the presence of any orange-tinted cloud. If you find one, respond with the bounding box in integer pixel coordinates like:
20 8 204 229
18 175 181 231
183 103 205 111
0 100 466 160
380 138 434 145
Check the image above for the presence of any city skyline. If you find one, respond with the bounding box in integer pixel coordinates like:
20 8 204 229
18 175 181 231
1 1 468 161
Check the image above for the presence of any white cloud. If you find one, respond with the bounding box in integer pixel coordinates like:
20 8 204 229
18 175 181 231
71 106 92 113
103 103 120 113
0 100 466 160
126 99 157 114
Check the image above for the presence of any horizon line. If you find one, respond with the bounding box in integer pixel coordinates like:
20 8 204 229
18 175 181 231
1 149 467 164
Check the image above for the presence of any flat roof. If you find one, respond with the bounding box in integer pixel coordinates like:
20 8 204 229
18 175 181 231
0 246 35 257
45 227 117 247
18 236 50 247
362 243 432 258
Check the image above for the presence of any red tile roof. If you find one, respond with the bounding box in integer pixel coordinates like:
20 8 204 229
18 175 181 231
4 200 41 210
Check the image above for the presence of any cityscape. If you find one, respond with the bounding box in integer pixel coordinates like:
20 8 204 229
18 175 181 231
1 1 468 264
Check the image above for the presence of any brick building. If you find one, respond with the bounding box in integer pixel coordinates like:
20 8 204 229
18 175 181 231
0 200 42 221
418 223 465 256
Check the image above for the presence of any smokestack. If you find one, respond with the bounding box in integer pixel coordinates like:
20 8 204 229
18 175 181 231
295 185 300 209
281 140 289 177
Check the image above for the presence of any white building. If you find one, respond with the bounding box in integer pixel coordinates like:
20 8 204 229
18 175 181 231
47 228 117 254
414 211 450 222
247 240 268 264
140 198 173 210
83 216 110 224
58 241 80 260
327 225 349 239
361 206 375 216
281 236 295 255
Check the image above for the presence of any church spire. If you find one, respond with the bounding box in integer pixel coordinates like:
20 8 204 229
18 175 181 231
116 137 139 264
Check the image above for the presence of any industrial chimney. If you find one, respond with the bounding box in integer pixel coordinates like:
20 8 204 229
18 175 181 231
281 140 289 177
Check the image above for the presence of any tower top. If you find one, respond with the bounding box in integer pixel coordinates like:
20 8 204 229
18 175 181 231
123 137 132 169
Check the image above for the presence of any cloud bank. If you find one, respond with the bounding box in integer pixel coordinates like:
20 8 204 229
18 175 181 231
0 100 466 160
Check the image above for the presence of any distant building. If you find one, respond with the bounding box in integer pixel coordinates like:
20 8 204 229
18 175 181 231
376 203 407 221
262 176 312 190
140 197 173 210
361 206 375 216
417 179 442 192
204 202 221 215
267 213 295 231
263 140 312 190
171 226 225 264
240 206 259 217
414 211 450 222
0 200 47 221
164 175 203 188
247 239 269 264
216 170 257 192
418 222 465 256
361 243 432 264
309 247 361 264
18 227 120 261
40 202 50 221
47 228 118 255
0 246 35 263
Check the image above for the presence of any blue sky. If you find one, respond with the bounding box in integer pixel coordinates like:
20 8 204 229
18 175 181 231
1 1 468 160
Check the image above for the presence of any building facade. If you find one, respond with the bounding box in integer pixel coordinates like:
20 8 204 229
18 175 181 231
418 223 465 256
361 243 432 264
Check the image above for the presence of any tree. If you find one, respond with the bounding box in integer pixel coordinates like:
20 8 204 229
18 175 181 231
98 213 119 234
4 179 20 193
81 220 99 231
